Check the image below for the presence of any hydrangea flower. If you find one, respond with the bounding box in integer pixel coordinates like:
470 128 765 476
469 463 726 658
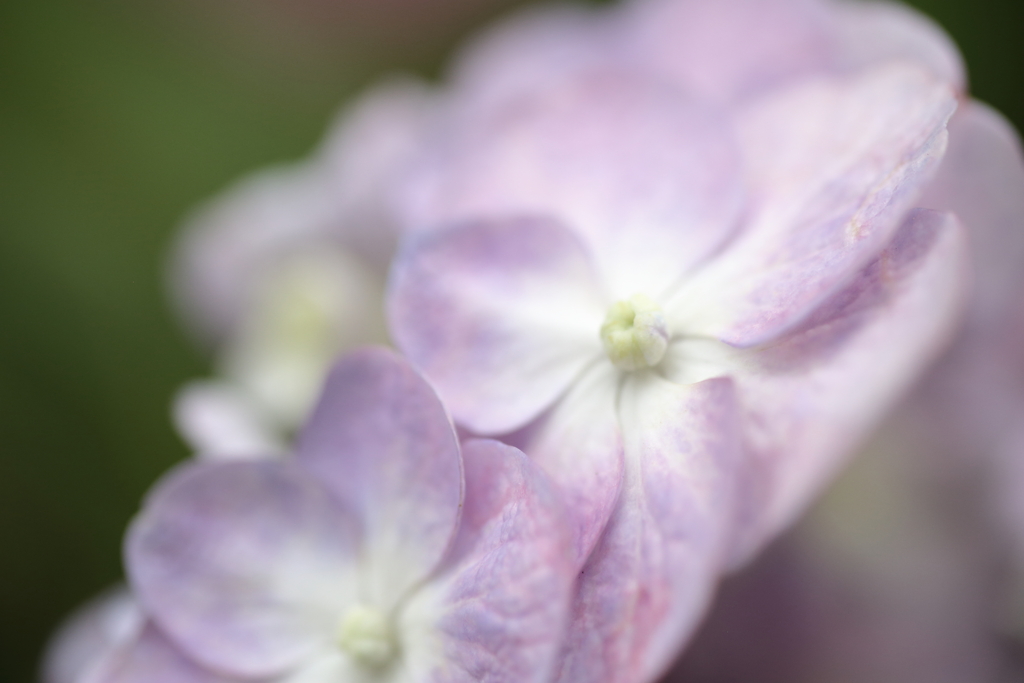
388 0 973 679
76 349 574 683
170 80 436 457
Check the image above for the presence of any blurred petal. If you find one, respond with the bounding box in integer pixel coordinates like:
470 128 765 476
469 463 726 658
449 2 625 115
91 624 238 683
626 0 833 103
172 380 285 460
401 440 575 683
920 101 1024 326
318 76 438 267
127 462 359 678
669 64 956 346
296 348 463 609
401 71 743 298
170 77 430 347
518 363 624 564
43 586 144 683
388 216 607 434
556 377 741 683
830 0 966 91
717 209 969 564
170 164 339 348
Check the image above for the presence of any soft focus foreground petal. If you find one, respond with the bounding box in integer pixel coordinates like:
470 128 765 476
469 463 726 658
625 0 832 104
719 209 969 565
389 217 607 434
91 624 239 683
276 651 389 683
516 363 624 564
829 0 965 92
127 462 359 678
172 380 285 460
669 64 956 346
401 440 575 683
556 377 741 683
43 586 144 683
401 71 743 299
296 348 462 609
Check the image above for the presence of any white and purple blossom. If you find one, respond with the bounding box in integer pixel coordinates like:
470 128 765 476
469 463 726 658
388 0 974 679
89 348 575 683
170 80 437 456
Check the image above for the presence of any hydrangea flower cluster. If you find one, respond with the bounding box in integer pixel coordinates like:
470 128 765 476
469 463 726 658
44 0 1024 682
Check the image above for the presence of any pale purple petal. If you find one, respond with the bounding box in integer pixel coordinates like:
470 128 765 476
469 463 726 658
829 0 966 91
448 2 626 115
555 377 742 683
170 164 340 348
43 586 144 683
170 77 431 347
172 380 285 460
668 63 956 346
516 363 624 564
318 77 438 267
717 209 969 565
626 0 833 104
388 216 607 434
91 624 240 683
401 439 575 683
296 347 463 608
126 461 359 678
920 101 1024 326
400 70 743 298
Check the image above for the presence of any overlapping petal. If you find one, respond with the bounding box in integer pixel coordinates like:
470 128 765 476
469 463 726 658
920 101 1024 325
389 216 607 433
555 377 742 683
626 0 833 104
668 64 956 346
517 363 624 564
126 462 359 678
401 439 575 683
714 209 969 564
830 0 965 92
400 71 743 298
296 347 463 610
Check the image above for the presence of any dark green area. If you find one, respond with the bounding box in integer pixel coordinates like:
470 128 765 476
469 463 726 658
0 0 1021 681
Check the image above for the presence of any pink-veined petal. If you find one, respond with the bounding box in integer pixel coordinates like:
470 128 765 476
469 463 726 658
718 209 969 565
669 63 956 347
829 0 965 91
555 377 742 683
400 70 743 299
515 362 624 565
295 347 463 609
126 461 359 678
388 216 607 434
626 0 833 104
90 624 240 683
401 439 575 683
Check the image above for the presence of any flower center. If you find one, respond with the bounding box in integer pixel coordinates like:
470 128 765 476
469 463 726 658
337 604 396 669
600 294 669 371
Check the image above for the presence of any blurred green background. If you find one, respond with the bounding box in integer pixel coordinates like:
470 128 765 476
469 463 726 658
0 0 1021 681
